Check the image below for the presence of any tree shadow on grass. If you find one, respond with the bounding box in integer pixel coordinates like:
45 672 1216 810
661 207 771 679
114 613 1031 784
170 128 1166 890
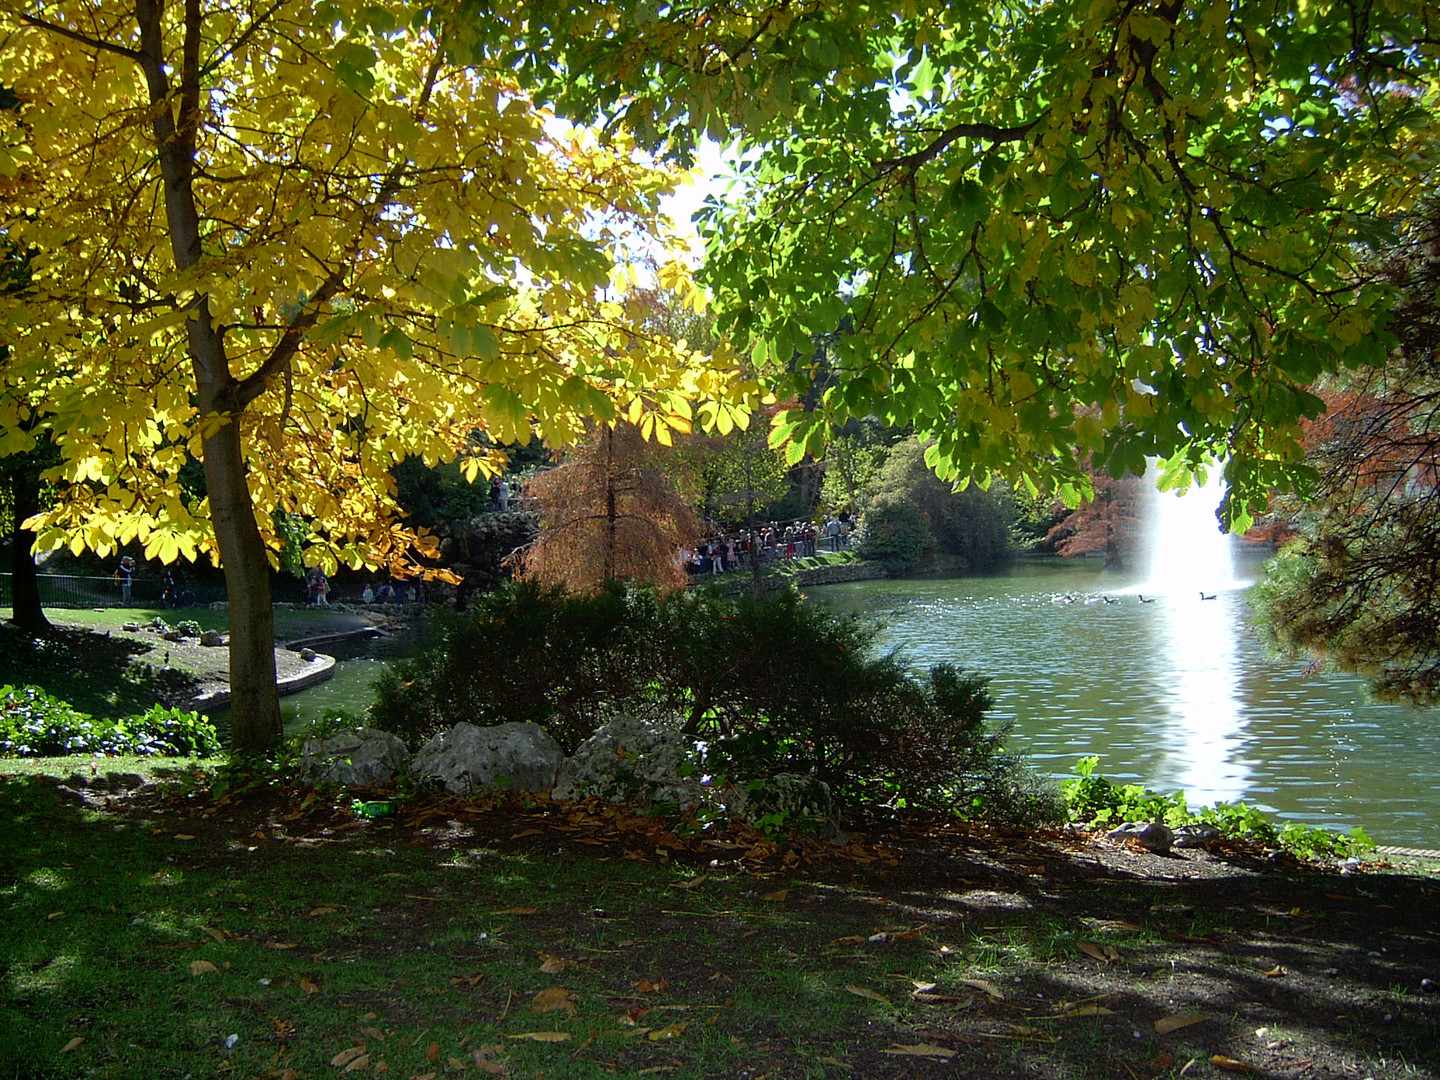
0 622 199 717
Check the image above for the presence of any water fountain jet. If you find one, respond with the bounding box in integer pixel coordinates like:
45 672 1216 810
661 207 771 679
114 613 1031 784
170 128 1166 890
1140 471 1243 596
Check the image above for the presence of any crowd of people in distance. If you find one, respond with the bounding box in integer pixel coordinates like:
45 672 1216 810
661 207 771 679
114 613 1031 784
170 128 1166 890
304 566 428 606
682 516 854 577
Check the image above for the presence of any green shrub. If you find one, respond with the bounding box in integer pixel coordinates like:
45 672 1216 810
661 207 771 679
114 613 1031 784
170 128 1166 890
0 685 220 757
371 580 1060 824
1061 756 1375 859
855 498 936 573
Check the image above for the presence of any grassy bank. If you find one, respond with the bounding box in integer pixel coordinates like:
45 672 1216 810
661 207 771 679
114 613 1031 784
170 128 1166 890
1 767 1437 1080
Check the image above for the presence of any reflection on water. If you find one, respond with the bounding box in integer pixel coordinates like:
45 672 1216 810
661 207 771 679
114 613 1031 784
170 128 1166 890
1153 591 1248 804
818 559 1440 848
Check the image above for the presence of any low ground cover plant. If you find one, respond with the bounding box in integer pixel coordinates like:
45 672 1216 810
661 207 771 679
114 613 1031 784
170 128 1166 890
372 580 1061 824
1061 755 1374 858
0 685 220 758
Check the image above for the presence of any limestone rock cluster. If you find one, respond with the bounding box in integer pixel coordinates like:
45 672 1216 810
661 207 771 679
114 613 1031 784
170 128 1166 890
298 716 833 828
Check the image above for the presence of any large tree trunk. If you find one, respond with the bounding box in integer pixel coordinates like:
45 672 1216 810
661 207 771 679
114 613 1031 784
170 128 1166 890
139 0 282 751
6 463 50 634
203 416 282 751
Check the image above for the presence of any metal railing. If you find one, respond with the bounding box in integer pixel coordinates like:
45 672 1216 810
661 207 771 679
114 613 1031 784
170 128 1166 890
0 572 431 610
0 572 226 610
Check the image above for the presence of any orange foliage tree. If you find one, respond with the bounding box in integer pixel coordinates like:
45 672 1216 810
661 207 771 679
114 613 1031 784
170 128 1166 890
510 423 702 593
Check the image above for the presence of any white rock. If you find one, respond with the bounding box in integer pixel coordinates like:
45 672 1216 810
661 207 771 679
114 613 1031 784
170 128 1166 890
552 715 702 808
410 721 564 795
300 727 409 789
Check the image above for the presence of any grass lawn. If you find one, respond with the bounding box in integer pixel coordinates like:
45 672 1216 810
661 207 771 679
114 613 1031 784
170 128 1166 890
2 764 1437 1080
0 607 395 719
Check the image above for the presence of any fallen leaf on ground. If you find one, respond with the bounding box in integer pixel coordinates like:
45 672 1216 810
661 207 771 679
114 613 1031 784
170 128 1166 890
816 1056 852 1069
1263 966 1287 978
826 935 868 948
174 833 196 841
844 985 892 1006
309 905 345 917
882 1043 955 1058
426 1042 439 1063
956 978 1006 1000
473 1059 506 1075
634 978 668 993
188 960 218 976
450 973 485 987
330 1046 368 1067
265 941 298 950
1211 1054 1262 1073
538 952 580 973
531 987 576 1015
1154 1014 1207 1035
673 875 707 890
761 889 789 902
507 1032 571 1042
1056 1003 1117 1017
60 1037 84 1053
1077 940 1120 962
342 1053 371 1074
647 1022 689 1041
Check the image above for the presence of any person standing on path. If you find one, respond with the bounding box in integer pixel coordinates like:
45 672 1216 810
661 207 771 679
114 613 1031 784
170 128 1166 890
116 556 135 605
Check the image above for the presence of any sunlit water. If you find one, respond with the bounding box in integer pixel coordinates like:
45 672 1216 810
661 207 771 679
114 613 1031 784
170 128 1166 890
817 558 1440 848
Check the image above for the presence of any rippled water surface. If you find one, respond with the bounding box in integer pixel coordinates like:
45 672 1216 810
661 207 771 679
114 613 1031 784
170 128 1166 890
816 559 1440 848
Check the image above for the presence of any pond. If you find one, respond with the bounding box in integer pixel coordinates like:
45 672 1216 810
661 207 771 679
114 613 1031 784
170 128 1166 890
816 557 1440 849
277 625 429 734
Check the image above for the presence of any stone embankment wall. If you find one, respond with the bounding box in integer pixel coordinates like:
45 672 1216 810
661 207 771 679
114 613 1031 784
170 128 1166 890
713 560 890 595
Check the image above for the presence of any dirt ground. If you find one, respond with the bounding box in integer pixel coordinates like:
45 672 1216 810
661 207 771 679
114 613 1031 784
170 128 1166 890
49 775 1440 1079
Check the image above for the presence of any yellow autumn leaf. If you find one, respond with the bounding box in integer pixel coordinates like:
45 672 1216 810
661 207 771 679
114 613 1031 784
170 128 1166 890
530 987 576 1015
1211 1054 1262 1073
1153 1014 1207 1035
1055 1004 1117 1018
956 978 1006 1000
882 1043 956 1058
188 960 218 976
844 985 892 1006
508 1032 571 1043
330 1046 368 1067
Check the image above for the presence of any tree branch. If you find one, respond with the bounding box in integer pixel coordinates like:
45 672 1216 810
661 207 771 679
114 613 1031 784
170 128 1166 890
199 0 286 77
19 12 141 61
876 117 1044 178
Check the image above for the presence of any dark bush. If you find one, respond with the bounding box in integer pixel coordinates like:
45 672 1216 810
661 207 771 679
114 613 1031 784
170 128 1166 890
371 579 659 751
856 498 937 573
370 581 1059 823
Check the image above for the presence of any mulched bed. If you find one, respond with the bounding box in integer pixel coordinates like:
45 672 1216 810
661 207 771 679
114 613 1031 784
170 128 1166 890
41 773 1440 1078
